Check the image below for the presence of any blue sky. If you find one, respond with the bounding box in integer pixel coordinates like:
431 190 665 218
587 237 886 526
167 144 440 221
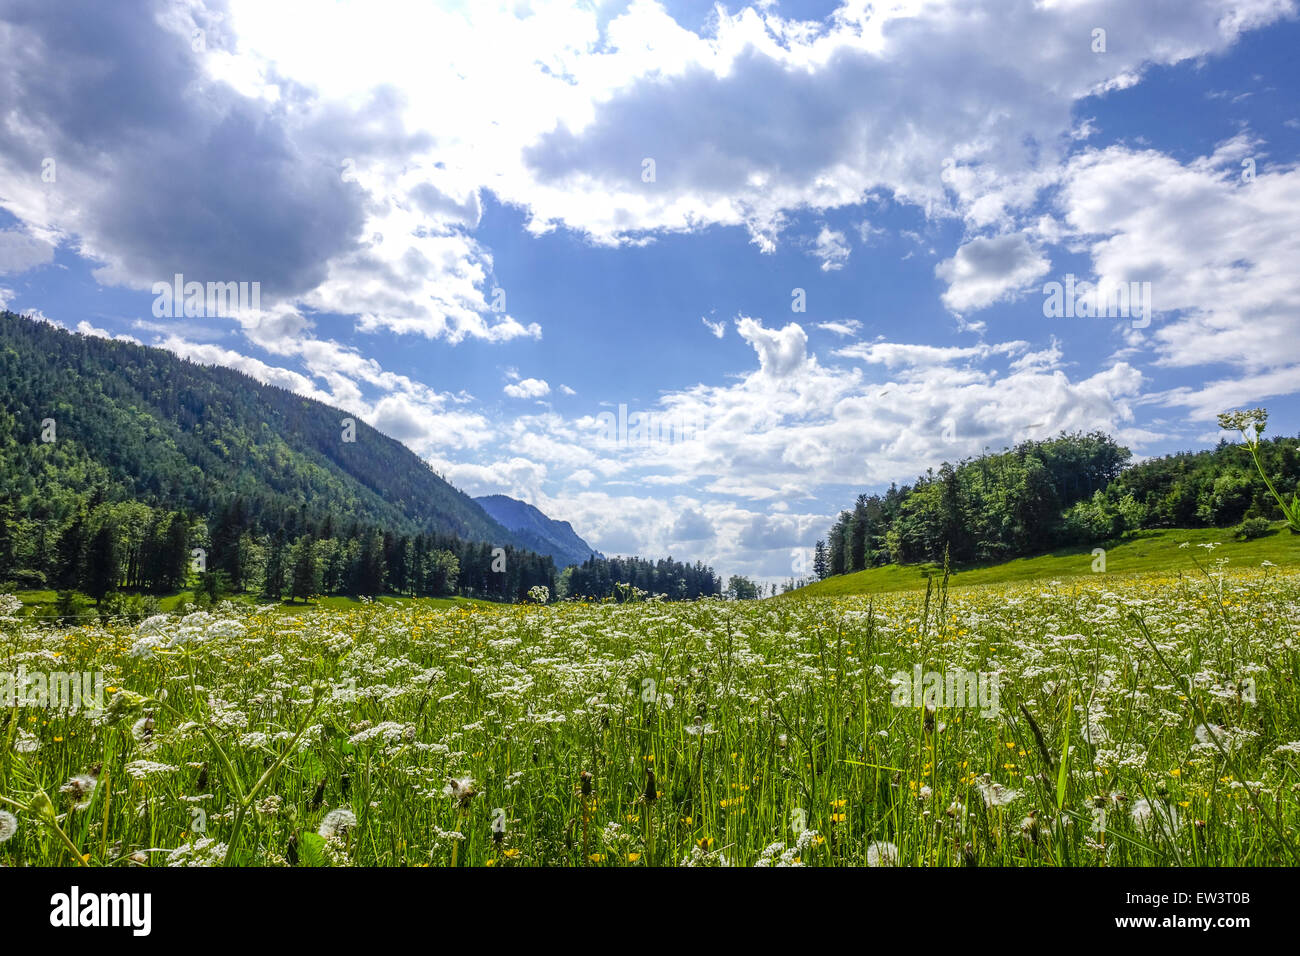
2 0 1299 583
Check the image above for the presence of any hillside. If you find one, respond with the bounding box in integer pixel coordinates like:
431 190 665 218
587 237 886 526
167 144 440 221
788 522 1300 597
474 494 603 568
0 311 516 543
812 426 1300 589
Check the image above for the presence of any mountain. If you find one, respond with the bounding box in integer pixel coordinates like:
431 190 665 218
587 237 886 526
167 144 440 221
0 310 520 545
474 494 603 569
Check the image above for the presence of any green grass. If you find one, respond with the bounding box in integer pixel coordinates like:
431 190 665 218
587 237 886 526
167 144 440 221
791 523 1300 597
3 566 1298 866
270 594 495 613
12 588 498 620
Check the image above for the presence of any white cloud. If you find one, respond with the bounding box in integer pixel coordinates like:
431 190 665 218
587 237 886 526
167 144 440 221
935 233 1050 314
156 336 336 404
735 316 810 379
74 321 141 345
701 315 726 338
1049 140 1300 376
504 377 551 399
671 508 716 542
0 229 55 275
811 226 850 271
154 332 493 453
173 0 1290 270
512 0 1285 247
450 316 1147 580
816 319 861 337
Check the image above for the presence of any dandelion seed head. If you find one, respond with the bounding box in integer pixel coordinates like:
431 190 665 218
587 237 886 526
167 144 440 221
319 808 358 839
866 841 898 867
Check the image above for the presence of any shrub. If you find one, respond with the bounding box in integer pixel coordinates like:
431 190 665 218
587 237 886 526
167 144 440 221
1234 516 1274 541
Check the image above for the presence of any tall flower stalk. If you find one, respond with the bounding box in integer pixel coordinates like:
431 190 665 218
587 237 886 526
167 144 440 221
1218 407 1300 532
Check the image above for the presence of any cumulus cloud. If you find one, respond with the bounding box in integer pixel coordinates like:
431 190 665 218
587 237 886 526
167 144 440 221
1048 140 1300 385
0 0 536 345
74 321 141 344
451 315 1148 580
153 332 493 454
519 0 1286 247
504 377 551 399
671 508 716 542
935 233 1050 313
0 0 366 298
735 316 810 379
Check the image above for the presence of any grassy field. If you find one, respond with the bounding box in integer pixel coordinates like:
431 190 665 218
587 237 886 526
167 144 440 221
2 550 1298 867
11 589 495 621
791 523 1300 597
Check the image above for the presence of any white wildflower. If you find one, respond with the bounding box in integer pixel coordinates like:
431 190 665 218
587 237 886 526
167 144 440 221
125 760 179 780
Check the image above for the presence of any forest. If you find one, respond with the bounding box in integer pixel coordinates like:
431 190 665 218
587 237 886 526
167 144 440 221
0 471 723 612
813 429 1300 579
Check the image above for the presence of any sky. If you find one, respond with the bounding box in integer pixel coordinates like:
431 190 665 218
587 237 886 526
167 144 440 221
1 0 1298 585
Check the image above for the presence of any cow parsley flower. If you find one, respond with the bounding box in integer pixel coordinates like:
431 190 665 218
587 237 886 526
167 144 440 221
166 837 228 867
125 760 179 781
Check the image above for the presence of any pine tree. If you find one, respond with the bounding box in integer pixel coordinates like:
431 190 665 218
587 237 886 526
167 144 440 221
55 510 88 590
262 532 286 600
84 523 120 604
288 536 320 604
828 512 850 576
158 511 190 592
849 494 870 571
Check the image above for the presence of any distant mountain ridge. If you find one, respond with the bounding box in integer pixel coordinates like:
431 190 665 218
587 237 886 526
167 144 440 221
474 494 603 569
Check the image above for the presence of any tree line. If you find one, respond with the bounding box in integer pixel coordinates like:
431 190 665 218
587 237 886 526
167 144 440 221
0 489 732 608
560 554 722 601
813 430 1300 579
0 491 559 604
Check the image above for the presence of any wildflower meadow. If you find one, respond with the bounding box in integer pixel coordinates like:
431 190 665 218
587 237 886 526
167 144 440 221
2 555 1297 868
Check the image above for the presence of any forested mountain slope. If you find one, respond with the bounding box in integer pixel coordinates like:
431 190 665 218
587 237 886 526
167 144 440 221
0 310 514 543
